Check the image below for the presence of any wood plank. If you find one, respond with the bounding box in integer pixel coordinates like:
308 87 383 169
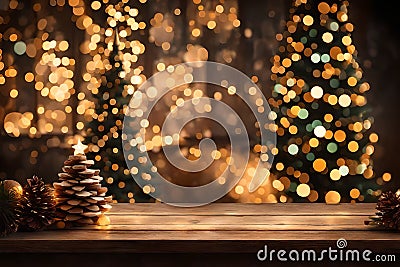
89 215 370 231
2 231 400 253
1 203 396 255
4 230 400 241
106 214 368 225
108 203 377 216
79 223 368 231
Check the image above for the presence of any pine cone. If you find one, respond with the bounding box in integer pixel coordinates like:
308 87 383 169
0 180 21 237
18 176 56 232
53 154 112 226
375 190 400 230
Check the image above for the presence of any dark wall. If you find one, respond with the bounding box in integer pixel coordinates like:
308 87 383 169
350 0 400 190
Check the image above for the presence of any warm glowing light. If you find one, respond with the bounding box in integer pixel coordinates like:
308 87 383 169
296 184 310 197
318 2 330 14
192 28 201 37
369 133 379 143
330 169 341 181
10 89 18 98
342 36 352 46
382 173 391 182
348 141 359 152
350 188 360 199
314 125 326 138
313 158 326 172
309 138 319 148
303 15 314 26
325 191 341 204
347 77 357 86
322 32 333 43
338 94 351 107
334 130 346 142
207 21 216 29
97 214 111 226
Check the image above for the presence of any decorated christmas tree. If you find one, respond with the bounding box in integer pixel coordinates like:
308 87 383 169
269 0 382 203
53 140 112 226
84 31 149 203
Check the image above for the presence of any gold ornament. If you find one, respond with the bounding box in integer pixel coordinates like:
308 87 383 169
0 179 22 236
2 180 23 197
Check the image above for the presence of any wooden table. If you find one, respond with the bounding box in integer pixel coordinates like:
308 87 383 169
1 203 400 266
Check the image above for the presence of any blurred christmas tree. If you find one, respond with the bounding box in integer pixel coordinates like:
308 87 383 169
84 31 150 203
269 0 384 203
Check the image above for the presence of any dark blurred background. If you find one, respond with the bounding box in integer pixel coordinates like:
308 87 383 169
0 0 399 199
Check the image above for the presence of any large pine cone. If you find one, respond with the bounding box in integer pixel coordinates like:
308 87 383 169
376 189 400 230
18 176 56 231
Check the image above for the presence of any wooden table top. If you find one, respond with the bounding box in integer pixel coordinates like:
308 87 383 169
1 203 400 254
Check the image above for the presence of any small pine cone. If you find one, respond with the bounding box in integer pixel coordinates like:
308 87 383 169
18 176 56 232
376 189 400 230
0 180 21 237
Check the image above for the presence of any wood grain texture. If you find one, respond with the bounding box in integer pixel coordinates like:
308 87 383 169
108 203 376 215
2 203 400 254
